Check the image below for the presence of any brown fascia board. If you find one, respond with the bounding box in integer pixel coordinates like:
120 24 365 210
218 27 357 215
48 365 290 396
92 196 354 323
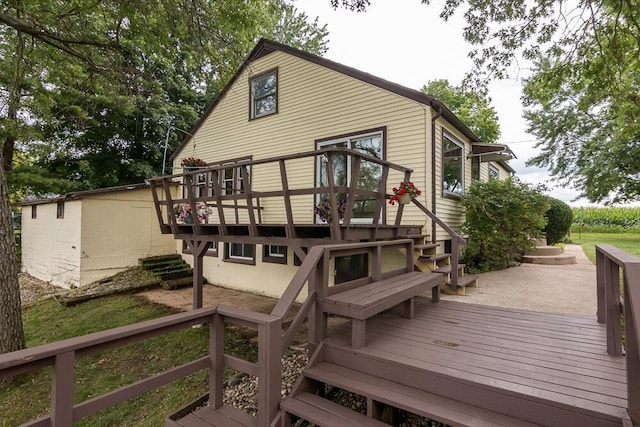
170 39 482 161
19 182 178 206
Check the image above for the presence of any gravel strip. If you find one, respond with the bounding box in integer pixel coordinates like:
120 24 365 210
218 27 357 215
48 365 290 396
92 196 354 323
19 273 65 307
222 347 448 426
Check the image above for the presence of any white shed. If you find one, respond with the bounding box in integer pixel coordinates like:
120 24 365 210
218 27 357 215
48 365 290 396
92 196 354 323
20 183 177 288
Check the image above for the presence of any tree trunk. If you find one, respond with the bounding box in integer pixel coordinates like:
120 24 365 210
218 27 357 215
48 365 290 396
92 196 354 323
0 156 24 354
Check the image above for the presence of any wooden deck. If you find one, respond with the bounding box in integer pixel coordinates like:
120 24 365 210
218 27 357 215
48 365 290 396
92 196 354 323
320 298 629 426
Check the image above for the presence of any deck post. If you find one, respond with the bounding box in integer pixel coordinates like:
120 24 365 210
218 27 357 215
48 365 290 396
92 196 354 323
605 258 623 356
625 263 640 423
51 351 75 426
308 251 328 353
257 317 282 427
596 248 606 323
188 240 210 310
209 312 224 409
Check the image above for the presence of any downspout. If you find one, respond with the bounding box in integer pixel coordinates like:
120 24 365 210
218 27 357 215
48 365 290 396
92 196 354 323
430 105 442 244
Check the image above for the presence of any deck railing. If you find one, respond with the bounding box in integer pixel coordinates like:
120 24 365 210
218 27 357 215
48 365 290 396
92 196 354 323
147 147 414 241
0 305 281 427
596 244 640 423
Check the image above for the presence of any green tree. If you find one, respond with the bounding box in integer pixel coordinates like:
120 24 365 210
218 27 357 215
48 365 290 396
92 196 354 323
462 178 549 272
421 79 500 143
0 0 327 353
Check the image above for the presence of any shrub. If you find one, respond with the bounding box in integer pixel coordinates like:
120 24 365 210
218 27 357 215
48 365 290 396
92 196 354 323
544 197 573 245
462 178 549 272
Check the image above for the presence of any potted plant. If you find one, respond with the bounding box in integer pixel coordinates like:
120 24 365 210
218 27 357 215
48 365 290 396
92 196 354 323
389 181 421 205
314 196 347 223
181 157 208 171
174 202 210 224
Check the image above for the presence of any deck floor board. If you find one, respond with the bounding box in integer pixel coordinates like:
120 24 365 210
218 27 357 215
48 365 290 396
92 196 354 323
327 298 629 424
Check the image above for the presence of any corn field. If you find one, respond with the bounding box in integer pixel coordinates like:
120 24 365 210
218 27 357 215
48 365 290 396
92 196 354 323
572 206 640 232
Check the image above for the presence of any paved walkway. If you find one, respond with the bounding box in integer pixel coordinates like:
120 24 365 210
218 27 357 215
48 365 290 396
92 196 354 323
440 244 597 315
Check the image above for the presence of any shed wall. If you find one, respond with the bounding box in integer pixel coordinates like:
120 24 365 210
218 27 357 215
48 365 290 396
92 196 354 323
21 202 82 288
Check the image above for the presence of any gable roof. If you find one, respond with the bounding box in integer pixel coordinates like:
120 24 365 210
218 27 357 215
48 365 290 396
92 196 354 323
19 182 160 206
171 38 483 161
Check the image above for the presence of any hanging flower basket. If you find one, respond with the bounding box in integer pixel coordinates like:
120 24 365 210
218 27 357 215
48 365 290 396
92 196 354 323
180 157 208 171
314 197 347 223
389 181 422 205
174 202 210 224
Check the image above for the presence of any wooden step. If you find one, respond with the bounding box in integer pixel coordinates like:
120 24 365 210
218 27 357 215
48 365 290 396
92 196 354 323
433 264 465 274
282 392 388 427
419 253 450 263
398 234 429 240
441 274 479 295
302 362 538 427
414 243 439 251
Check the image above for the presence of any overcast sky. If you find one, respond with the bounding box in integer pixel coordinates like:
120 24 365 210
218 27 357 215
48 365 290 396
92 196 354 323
294 0 593 206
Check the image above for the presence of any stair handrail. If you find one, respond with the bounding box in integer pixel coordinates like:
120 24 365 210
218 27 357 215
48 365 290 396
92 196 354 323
596 244 640 424
271 246 325 353
410 198 466 289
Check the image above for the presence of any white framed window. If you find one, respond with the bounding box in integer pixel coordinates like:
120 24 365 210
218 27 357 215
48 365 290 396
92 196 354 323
250 69 278 119
225 242 255 264
489 164 500 180
315 128 385 224
263 245 287 265
442 132 464 197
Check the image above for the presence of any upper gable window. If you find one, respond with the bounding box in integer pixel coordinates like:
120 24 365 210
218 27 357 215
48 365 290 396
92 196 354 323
250 69 278 119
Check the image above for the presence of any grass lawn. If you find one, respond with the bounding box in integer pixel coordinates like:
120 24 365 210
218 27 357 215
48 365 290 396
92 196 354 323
0 295 258 426
569 231 640 264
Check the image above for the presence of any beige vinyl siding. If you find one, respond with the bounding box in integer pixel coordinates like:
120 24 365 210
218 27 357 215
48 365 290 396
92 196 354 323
174 51 430 227
173 50 433 296
21 202 82 288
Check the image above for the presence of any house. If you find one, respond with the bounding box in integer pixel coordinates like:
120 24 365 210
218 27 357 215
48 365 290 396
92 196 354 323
5 39 638 427
20 183 177 288
165 38 515 298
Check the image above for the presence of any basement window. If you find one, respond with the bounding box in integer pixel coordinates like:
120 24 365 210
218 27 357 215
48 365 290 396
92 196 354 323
224 243 256 265
263 245 287 265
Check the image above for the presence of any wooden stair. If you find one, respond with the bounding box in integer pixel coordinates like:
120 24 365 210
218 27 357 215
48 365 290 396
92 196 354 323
139 254 199 290
401 234 479 296
282 342 538 427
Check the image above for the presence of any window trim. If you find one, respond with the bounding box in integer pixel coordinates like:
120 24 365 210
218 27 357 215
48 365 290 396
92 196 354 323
471 156 480 182
489 164 500 180
224 242 256 265
249 68 278 120
314 127 387 224
263 244 288 265
442 131 465 199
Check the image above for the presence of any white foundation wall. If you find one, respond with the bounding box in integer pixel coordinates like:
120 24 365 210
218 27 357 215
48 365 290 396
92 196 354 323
181 243 303 300
21 202 82 288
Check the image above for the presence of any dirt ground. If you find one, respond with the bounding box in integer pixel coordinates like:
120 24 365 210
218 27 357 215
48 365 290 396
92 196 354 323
137 285 284 315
